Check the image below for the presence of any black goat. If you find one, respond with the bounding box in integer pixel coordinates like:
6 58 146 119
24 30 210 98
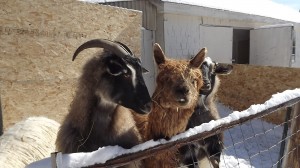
56 39 151 155
179 57 233 168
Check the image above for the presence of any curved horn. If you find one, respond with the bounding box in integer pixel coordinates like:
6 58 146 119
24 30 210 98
72 39 130 61
114 41 134 56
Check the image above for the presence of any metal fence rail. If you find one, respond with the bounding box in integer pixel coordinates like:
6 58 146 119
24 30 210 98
87 97 300 168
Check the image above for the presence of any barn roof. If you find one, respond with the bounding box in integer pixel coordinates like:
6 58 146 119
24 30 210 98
81 0 300 23
163 0 300 23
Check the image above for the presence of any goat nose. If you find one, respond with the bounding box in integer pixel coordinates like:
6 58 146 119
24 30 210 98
202 83 211 91
176 86 189 95
141 101 151 114
145 101 152 110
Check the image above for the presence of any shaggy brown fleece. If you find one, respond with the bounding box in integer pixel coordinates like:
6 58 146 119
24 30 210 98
136 43 205 168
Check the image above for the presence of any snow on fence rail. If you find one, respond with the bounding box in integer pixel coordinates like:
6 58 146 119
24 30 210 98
27 89 300 168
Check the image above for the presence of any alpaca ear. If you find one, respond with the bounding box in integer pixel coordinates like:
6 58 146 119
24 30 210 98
153 43 166 65
190 47 206 68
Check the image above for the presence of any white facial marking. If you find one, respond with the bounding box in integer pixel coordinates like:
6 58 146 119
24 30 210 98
126 64 137 88
204 57 213 65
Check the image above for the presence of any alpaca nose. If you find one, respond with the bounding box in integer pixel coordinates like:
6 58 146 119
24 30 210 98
176 86 189 95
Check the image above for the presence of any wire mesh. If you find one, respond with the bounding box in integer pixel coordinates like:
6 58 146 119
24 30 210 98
173 104 300 168
89 100 300 168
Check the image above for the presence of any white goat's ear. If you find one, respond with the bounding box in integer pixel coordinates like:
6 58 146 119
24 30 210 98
153 43 166 65
190 47 206 68
215 63 233 75
107 60 127 76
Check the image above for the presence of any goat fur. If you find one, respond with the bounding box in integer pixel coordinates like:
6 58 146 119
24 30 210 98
56 40 151 159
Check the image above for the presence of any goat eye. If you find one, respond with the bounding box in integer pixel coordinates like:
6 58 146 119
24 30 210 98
123 72 131 78
107 60 125 76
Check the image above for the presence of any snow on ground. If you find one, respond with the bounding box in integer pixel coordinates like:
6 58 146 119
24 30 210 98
218 103 284 168
27 88 300 168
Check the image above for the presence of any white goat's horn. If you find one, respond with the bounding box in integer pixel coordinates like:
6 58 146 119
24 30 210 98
72 39 131 61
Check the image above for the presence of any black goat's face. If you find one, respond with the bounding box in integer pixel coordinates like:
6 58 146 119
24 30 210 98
200 58 214 91
72 39 152 114
200 57 233 94
98 55 152 114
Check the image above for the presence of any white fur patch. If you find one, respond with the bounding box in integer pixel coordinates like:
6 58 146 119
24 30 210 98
199 156 213 168
204 57 213 65
127 64 137 88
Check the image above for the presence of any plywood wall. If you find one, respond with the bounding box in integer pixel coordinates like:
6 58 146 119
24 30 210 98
0 0 142 130
218 64 300 124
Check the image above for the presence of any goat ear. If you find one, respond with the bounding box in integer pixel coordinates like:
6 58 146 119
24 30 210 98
106 59 127 76
190 47 207 68
142 67 149 74
153 43 166 65
215 63 233 75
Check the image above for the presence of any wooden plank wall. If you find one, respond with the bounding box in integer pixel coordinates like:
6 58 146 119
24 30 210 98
0 0 142 130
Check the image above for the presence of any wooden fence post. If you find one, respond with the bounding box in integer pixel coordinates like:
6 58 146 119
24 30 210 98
0 96 3 136
277 107 292 168
283 102 300 168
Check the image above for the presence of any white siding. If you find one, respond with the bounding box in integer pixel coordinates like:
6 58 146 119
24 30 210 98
199 25 233 63
163 13 233 63
164 14 202 59
141 28 156 96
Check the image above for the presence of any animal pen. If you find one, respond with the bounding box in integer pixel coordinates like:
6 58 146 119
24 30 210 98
44 89 300 168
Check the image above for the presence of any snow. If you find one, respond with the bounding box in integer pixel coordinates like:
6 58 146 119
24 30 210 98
80 0 300 23
218 103 285 168
26 88 300 168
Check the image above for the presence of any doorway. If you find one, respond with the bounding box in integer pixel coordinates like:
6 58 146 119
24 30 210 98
232 29 250 64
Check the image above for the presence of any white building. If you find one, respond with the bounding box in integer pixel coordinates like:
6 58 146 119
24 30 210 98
89 0 300 93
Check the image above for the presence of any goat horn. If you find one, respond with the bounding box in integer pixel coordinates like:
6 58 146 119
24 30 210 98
114 41 134 56
72 39 130 61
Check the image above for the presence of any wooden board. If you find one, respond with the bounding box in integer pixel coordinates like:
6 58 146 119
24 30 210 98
0 0 142 130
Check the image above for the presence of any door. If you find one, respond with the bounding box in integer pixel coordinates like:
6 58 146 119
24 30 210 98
141 28 156 96
200 25 233 63
250 25 293 67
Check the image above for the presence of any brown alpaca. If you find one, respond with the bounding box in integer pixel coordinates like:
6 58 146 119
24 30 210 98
137 43 206 168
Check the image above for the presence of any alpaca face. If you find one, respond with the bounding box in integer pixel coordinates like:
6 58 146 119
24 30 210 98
155 61 203 109
152 43 206 109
